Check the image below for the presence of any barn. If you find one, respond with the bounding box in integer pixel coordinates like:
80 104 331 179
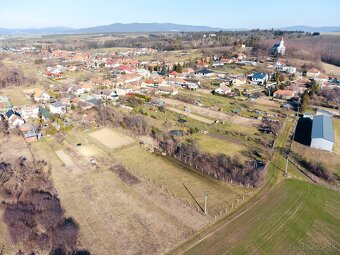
310 115 335 152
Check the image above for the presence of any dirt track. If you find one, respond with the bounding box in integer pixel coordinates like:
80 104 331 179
167 106 215 124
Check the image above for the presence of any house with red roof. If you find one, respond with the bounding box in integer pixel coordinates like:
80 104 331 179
273 89 296 100
157 86 178 96
306 68 321 78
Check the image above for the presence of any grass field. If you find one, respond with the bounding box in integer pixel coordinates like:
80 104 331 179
322 62 340 76
175 179 340 255
334 118 340 154
292 142 340 177
193 134 247 158
0 85 36 106
113 146 253 216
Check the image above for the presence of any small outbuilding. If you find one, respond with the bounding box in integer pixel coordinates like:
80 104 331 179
310 115 335 152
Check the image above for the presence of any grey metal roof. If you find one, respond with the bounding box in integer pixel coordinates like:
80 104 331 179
195 68 213 74
311 115 335 142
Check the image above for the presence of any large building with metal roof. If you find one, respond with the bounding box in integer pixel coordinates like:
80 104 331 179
310 115 335 152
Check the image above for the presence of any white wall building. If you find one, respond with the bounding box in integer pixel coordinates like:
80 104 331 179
310 115 335 152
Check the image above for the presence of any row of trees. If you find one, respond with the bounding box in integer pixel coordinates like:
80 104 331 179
292 153 335 182
0 157 88 254
160 137 266 187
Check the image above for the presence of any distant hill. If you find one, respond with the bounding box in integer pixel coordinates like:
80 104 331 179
1 23 339 35
280 26 340 33
74 23 222 33
0 26 74 35
0 23 222 35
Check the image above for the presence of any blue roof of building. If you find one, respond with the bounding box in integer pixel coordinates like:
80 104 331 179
252 72 267 79
5 109 20 118
311 115 335 142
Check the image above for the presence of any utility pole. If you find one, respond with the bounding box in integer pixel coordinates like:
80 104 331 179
204 191 208 214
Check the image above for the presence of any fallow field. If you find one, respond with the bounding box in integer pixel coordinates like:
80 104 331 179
12 127 254 255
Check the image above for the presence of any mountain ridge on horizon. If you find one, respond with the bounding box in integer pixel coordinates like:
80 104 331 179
0 23 339 35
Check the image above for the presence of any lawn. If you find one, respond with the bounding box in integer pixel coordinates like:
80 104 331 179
113 146 254 216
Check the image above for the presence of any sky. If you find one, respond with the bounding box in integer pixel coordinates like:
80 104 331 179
0 0 340 29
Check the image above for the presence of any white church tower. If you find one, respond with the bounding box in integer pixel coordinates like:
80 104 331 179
272 37 286 56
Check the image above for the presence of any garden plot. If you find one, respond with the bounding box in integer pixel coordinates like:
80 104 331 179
89 128 135 149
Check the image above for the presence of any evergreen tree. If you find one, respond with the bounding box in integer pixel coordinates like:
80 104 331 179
172 64 177 71
275 71 281 86
176 63 183 73
161 65 168 74
310 80 320 96
300 91 310 112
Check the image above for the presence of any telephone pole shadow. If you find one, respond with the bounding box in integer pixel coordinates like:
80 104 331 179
183 183 204 213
